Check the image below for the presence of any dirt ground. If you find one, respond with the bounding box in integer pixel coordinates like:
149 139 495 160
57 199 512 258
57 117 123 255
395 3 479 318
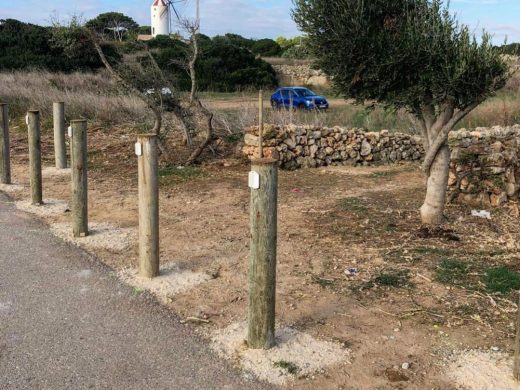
4 124 520 389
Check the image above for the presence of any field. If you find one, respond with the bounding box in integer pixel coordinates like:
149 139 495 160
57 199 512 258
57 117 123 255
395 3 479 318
1 64 520 388
2 121 520 388
1 69 520 140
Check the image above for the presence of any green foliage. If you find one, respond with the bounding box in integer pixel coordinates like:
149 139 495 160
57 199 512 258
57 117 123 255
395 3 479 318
435 258 469 285
85 12 139 40
293 0 509 114
499 43 520 56
484 266 520 293
373 269 410 287
0 19 119 72
277 36 313 59
250 38 282 56
273 360 300 375
137 26 152 35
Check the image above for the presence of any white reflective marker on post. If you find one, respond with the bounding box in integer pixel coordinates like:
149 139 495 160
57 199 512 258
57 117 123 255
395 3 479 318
135 142 143 156
68 126 72 138
248 171 260 189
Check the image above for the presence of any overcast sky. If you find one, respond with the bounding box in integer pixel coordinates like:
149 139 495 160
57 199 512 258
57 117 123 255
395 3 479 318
1 0 519 43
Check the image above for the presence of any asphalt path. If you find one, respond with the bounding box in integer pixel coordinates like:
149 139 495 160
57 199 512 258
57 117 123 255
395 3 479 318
0 193 270 389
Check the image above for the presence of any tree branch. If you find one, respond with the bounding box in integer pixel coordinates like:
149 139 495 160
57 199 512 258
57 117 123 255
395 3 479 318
421 100 481 175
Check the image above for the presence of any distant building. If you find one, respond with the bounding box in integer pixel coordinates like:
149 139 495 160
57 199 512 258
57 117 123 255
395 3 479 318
151 0 169 37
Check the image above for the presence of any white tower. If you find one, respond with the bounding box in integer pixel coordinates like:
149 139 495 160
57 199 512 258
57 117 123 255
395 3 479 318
151 0 170 37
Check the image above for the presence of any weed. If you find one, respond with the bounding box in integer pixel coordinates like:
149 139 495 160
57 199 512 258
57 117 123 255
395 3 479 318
273 360 300 375
132 287 145 295
414 246 451 257
484 266 520 294
159 165 206 184
374 269 410 287
338 197 368 216
311 274 334 288
435 258 469 286
368 171 399 179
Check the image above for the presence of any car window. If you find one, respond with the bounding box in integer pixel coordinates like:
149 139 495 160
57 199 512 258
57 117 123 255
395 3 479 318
281 90 289 98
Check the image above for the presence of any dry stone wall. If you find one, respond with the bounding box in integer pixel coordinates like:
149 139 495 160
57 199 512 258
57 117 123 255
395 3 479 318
448 125 520 208
272 64 330 87
242 125 425 169
242 124 520 207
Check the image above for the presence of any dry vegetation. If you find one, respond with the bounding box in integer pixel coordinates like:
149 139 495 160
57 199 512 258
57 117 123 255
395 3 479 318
1 63 519 139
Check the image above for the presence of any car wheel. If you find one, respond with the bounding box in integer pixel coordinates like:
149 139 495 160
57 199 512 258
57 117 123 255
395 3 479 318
298 103 306 110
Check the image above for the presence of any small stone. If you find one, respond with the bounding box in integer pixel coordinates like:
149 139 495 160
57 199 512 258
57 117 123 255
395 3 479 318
401 362 410 370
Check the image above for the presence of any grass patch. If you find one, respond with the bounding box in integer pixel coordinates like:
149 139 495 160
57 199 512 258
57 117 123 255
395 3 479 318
435 258 469 286
273 360 300 375
311 274 334 288
484 266 520 293
159 165 207 184
132 287 145 295
368 171 400 179
373 269 411 287
338 197 368 216
415 246 452 257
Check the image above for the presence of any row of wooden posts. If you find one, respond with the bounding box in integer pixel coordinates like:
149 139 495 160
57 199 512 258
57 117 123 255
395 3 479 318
0 95 278 350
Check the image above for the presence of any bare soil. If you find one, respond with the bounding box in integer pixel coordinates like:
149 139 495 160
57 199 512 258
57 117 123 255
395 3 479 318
4 124 520 389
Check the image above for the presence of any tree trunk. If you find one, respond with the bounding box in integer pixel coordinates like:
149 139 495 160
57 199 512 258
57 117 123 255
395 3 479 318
420 143 450 225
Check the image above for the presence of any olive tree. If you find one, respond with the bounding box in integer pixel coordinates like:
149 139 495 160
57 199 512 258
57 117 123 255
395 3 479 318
293 0 509 224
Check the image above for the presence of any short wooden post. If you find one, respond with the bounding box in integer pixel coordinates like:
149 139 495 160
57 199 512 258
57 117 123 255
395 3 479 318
258 90 264 159
53 102 67 169
514 293 520 380
70 120 88 237
248 158 278 349
137 134 159 278
0 103 11 184
27 110 42 205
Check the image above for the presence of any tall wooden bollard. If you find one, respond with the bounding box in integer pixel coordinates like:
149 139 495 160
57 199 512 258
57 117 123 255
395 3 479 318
53 102 67 169
0 103 11 184
136 134 159 278
248 158 278 349
27 110 42 205
258 90 264 159
514 294 520 380
70 120 88 237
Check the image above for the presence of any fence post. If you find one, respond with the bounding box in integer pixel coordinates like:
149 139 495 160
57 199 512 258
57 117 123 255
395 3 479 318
248 157 278 349
70 119 88 237
136 134 159 278
0 103 11 184
514 293 520 380
27 110 42 205
258 90 264 159
53 102 67 169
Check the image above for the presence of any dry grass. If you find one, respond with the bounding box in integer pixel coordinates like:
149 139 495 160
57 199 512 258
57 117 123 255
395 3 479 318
0 68 519 135
0 70 149 125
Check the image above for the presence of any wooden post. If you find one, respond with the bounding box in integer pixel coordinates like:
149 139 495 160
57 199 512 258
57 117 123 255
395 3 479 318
0 103 11 184
27 110 42 205
70 120 88 237
258 90 264 159
248 158 278 349
137 134 159 278
53 102 67 169
514 293 520 380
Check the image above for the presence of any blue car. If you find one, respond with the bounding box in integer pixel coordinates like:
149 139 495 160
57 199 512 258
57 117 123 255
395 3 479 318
270 87 329 110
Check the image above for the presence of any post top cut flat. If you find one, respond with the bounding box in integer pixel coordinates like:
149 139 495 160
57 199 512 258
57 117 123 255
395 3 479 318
251 157 277 166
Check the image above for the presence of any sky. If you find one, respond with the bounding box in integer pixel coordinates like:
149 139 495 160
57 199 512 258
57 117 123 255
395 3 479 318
1 0 519 43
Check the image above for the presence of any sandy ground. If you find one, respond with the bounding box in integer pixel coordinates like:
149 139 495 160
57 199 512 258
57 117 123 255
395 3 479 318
3 124 520 389
212 322 350 385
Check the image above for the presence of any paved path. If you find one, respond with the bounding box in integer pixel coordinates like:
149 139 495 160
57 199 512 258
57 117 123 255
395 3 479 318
0 194 269 389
